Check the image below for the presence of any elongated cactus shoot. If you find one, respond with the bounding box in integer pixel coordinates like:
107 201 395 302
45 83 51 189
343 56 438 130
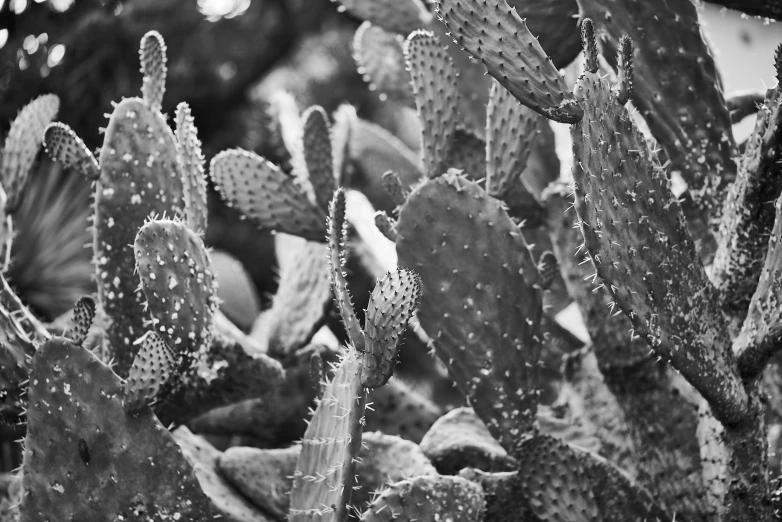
140 30 168 112
42 122 100 180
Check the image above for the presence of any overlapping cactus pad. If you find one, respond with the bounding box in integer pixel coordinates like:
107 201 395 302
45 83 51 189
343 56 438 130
20 338 212 521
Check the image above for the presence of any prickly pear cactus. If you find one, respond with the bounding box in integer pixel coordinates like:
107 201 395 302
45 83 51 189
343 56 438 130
94 96 185 375
19 337 212 521
134 218 217 371
288 348 367 522
396 172 543 451
175 102 209 234
360 475 485 522
435 0 582 124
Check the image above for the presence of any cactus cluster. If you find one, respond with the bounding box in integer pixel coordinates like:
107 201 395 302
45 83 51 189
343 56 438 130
1 0 782 521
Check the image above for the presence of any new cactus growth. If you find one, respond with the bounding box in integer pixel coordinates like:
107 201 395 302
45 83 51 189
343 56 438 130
65 295 96 346
175 102 209 234
42 122 100 180
139 30 167 113
124 331 176 412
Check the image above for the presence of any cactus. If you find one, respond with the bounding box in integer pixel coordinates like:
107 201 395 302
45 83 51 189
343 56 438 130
404 30 460 177
139 30 167 113
19 337 212 521
134 218 217 371
360 475 485 522
396 172 543 451
353 22 414 106
123 331 176 412
435 0 582 124
175 102 209 234
42 122 100 180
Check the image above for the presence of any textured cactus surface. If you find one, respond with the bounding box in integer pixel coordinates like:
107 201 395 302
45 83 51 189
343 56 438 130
175 102 209 234
360 475 485 522
405 30 460 177
42 122 100 180
353 23 413 106
211 149 327 241
134 218 217 370
578 0 735 214
1 94 60 211
436 0 582 124
396 172 542 451
96 97 185 375
288 349 367 522
19 338 212 521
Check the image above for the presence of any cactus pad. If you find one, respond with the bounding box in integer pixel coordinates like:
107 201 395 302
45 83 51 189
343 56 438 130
360 268 422 388
381 171 408 212
373 211 397 242
333 0 432 35
404 30 460 177
615 35 634 105
2 94 60 210
66 296 96 346
175 102 209 233
139 30 167 112
123 331 176 413
211 149 327 241
302 105 337 212
289 348 367 521
395 172 543 450
360 475 485 522
134 218 217 370
42 122 100 180
19 337 212 521
485 80 542 200
436 0 582 124
571 68 746 424
353 22 413 106
96 97 185 375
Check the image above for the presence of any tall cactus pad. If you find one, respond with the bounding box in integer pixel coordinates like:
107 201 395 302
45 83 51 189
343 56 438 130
19 338 212 521
211 149 327 241
360 475 485 522
578 0 735 212
175 102 209 233
289 349 367 522
713 86 782 312
96 97 185 375
353 22 414 106
361 268 422 388
333 0 432 35
328 189 364 348
134 219 217 369
2 94 59 210
404 30 460 177
302 106 337 212
515 435 599 521
571 70 746 425
395 172 543 451
436 0 582 124
485 80 542 200
124 331 176 413
43 122 100 180
615 35 634 105
139 30 167 112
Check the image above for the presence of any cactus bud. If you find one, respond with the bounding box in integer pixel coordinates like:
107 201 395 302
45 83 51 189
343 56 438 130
616 35 634 104
374 210 397 242
139 30 167 112
537 251 559 291
581 18 599 74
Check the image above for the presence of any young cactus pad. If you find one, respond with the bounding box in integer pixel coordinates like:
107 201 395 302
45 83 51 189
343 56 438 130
96 97 185 376
175 102 209 234
134 218 217 370
360 475 485 522
19 337 212 521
